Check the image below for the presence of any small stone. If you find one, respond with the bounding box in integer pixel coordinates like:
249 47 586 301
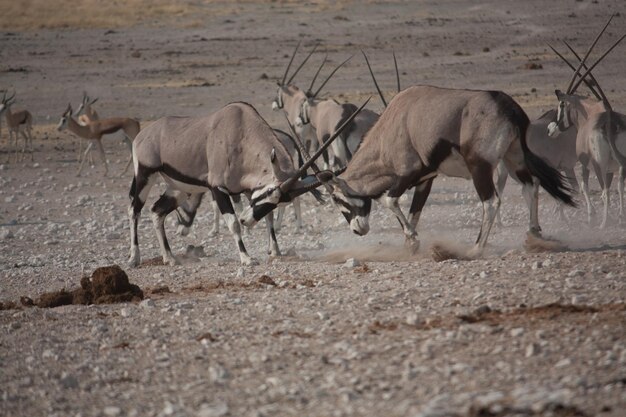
510 327 524 337
525 343 540 357
103 406 122 416
5 196 15 203
568 269 584 277
317 311 329 320
531 261 542 270
236 267 245 278
60 374 79 389
140 299 155 309
479 271 488 278
555 358 572 368
406 312 420 326
120 308 132 318
344 258 360 268
197 402 229 417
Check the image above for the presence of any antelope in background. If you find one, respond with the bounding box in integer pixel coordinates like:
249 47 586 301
74 91 100 165
57 103 140 177
0 91 34 162
325 84 575 260
547 16 626 227
129 100 366 266
296 54 380 169
272 43 319 155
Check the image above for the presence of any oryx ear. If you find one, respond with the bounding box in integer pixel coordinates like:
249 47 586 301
555 89 564 99
270 148 276 163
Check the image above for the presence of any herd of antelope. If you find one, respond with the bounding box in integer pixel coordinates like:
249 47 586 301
2 16 625 266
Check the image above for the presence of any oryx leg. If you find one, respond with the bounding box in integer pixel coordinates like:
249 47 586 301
618 166 625 223
176 193 204 236
265 213 281 256
19 130 29 162
494 161 508 226
521 180 541 235
151 189 189 266
128 172 158 267
292 197 302 231
274 206 285 232
380 193 418 247
121 135 134 176
591 161 609 229
212 188 255 266
208 196 220 237
408 177 435 231
470 164 500 255
77 142 95 177
580 164 595 224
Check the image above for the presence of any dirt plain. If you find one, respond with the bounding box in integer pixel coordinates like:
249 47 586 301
1 1 626 416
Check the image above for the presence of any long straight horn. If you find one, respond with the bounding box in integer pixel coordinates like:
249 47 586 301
6 91 16 103
393 50 400 93
280 96 371 191
548 43 602 101
562 40 609 107
82 91 88 102
570 32 626 99
307 54 328 96
361 50 387 107
281 113 334 193
286 43 319 86
281 41 301 86
90 97 99 105
312 55 353 99
566 14 615 94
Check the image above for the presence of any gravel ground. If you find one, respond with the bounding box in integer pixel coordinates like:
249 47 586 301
1 1 625 416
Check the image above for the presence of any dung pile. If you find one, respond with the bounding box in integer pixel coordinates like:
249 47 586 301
26 265 144 308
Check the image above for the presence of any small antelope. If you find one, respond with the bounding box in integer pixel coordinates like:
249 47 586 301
75 91 100 164
57 104 140 177
326 85 575 259
129 101 365 266
0 91 34 162
547 17 626 227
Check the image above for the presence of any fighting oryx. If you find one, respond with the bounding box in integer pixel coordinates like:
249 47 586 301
129 100 367 266
173 128 311 239
547 17 626 227
57 104 140 177
0 91 34 162
326 85 575 259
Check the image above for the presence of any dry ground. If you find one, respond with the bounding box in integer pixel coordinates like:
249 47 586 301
1 1 625 416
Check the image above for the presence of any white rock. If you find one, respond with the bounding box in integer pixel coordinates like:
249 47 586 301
555 358 572 368
344 258 360 268
531 261 542 270
0 229 14 240
4 196 15 203
510 327 524 337
140 299 155 309
479 271 488 278
197 402 229 417
525 343 540 357
236 267 245 278
103 406 122 416
567 269 584 277
120 308 132 318
406 312 420 326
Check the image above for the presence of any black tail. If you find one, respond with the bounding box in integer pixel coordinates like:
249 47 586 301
518 115 577 207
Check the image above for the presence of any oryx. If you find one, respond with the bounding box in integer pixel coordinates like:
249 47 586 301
0 91 34 162
129 100 366 266
57 104 140 177
272 43 319 155
296 54 380 169
326 85 575 259
173 128 311 239
547 17 626 227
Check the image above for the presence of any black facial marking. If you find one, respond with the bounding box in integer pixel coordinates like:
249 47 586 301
253 203 277 221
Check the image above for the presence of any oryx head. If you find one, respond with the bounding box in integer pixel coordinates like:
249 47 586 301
547 90 573 137
57 103 73 131
76 91 98 116
0 90 15 115
547 15 625 137
272 42 318 111
328 176 372 236
239 148 328 227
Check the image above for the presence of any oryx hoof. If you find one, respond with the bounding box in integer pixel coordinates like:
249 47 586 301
128 256 140 268
164 255 180 266
241 257 258 266
177 225 190 237
404 237 420 254
529 227 542 238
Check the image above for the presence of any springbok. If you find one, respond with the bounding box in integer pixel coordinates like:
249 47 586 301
57 104 140 177
0 91 34 162
74 91 100 165
296 54 380 169
325 85 575 259
129 100 366 266
547 18 626 227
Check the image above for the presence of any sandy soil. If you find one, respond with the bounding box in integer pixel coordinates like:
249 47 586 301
1 1 625 416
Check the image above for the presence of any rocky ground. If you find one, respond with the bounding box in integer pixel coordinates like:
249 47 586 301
1 1 625 416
